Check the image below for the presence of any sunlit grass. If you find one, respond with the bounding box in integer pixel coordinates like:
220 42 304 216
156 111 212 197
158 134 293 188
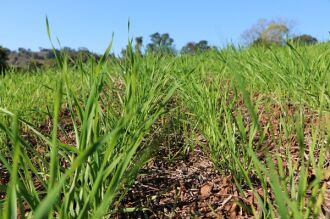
0 33 329 218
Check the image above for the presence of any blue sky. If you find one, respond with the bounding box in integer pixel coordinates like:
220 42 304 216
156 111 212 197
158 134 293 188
1 0 329 54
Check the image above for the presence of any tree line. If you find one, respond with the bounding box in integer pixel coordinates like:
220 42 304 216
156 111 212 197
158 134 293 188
0 46 102 72
0 18 323 74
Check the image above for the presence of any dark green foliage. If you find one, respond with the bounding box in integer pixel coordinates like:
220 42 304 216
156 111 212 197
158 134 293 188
147 32 176 55
181 40 211 54
292 34 318 45
135 36 143 55
0 46 10 74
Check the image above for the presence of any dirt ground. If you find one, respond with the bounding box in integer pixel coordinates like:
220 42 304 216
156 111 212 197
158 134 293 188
115 145 255 218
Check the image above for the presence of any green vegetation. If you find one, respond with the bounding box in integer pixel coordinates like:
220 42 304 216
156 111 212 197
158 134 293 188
0 46 9 74
146 32 176 55
181 40 211 54
0 29 329 217
292 34 319 45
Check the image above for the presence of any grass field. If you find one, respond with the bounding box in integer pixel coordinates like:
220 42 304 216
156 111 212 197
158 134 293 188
0 42 329 218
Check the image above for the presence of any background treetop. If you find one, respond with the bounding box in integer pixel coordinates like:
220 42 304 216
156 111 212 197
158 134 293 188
241 18 294 46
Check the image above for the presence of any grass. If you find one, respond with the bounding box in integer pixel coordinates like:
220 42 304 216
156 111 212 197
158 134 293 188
0 35 329 217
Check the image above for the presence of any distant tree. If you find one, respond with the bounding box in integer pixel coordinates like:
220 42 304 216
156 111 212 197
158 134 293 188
38 48 56 59
181 40 210 54
60 47 99 63
32 52 43 60
242 18 292 46
63 47 78 59
196 40 210 51
39 47 48 52
0 46 10 74
46 49 56 59
181 42 195 54
18 48 32 57
77 47 92 62
135 36 143 55
18 47 26 53
27 59 43 71
120 43 131 59
292 34 318 45
147 32 175 55
120 37 144 58
62 47 76 53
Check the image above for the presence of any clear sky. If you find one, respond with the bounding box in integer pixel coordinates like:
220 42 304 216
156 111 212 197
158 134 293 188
1 0 329 54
